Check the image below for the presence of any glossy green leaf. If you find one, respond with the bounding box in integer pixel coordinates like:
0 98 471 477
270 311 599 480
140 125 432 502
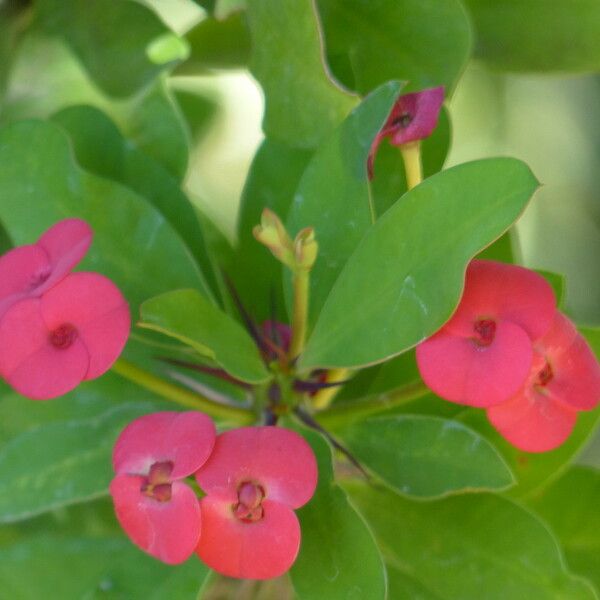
0 120 210 315
301 158 539 369
234 138 312 322
122 82 190 181
0 536 209 599
348 482 596 600
529 466 600 592
178 12 250 72
476 231 516 262
335 414 514 498
287 81 402 324
537 269 566 309
463 0 600 73
140 289 270 383
289 425 386 600
51 104 218 301
0 373 168 523
370 107 452 217
246 0 357 148
36 0 180 97
317 0 472 94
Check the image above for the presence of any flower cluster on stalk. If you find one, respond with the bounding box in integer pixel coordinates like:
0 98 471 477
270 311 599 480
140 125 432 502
416 259 600 451
110 412 318 580
0 219 129 399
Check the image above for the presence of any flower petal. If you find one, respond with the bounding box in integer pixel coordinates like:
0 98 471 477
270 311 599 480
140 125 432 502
537 312 600 411
0 245 50 317
445 260 556 341
110 474 201 565
195 426 317 509
416 320 533 407
0 298 90 399
40 272 130 379
36 218 92 291
487 387 577 453
196 494 300 580
113 411 216 479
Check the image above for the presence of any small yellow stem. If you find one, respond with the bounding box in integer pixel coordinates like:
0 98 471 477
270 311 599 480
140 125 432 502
311 368 350 410
289 269 310 360
112 358 255 424
400 141 423 190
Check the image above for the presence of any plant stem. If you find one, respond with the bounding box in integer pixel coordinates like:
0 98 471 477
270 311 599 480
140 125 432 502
311 368 351 410
289 269 310 360
316 380 429 429
400 141 423 190
112 358 256 424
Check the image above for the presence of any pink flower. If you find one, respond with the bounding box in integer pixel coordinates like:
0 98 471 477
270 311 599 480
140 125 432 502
416 260 556 407
110 412 216 564
0 272 130 399
194 426 318 580
368 86 444 178
0 219 92 318
487 312 600 452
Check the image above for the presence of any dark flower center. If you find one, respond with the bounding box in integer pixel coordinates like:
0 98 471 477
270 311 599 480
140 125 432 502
534 361 554 388
473 318 496 347
233 481 265 523
141 460 174 503
49 323 78 350
391 112 413 128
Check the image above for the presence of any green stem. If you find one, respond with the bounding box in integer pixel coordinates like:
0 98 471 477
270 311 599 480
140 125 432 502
289 269 310 360
112 358 255 424
316 380 429 428
400 141 423 190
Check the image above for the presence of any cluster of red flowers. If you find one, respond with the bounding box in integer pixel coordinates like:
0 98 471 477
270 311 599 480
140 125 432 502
417 259 600 452
110 412 318 579
0 219 130 399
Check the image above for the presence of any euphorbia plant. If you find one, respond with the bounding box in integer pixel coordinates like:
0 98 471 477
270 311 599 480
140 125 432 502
1 1 600 598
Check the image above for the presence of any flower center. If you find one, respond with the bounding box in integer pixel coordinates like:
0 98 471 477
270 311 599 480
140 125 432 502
49 323 78 349
391 112 413 128
473 318 496 347
534 361 554 388
233 481 265 523
141 460 174 503
28 266 51 291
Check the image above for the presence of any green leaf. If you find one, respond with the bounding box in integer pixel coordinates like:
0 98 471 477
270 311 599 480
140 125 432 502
0 536 209 599
36 0 181 97
0 120 210 315
140 289 270 383
246 0 357 148
234 138 312 322
463 0 600 73
335 414 514 498
528 466 600 592
301 157 539 370
287 81 402 324
178 12 250 72
0 373 167 523
121 82 190 181
50 104 219 301
537 269 566 309
317 0 472 94
289 425 386 600
348 482 597 600
370 107 452 217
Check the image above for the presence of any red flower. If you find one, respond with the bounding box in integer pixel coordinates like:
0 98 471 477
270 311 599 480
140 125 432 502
195 426 318 580
487 312 600 452
416 260 556 407
0 272 130 399
368 86 444 178
0 218 92 318
110 412 216 564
